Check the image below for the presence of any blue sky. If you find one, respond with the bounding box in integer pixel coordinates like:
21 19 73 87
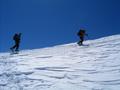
0 0 120 52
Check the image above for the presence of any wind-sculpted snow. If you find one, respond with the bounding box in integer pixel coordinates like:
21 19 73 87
0 34 120 90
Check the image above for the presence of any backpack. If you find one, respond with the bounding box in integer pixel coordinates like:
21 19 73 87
77 30 86 36
13 34 20 40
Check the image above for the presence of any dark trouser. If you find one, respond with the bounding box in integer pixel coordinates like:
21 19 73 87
78 37 84 45
11 41 20 51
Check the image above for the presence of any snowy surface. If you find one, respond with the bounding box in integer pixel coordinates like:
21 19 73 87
0 35 120 90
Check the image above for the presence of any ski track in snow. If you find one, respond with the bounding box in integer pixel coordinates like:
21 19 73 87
0 35 120 90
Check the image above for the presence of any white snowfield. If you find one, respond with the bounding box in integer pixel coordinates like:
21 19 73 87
0 35 120 90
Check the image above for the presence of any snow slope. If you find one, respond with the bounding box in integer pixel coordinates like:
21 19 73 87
0 34 120 90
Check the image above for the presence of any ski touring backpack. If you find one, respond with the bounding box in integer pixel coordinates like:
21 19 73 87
77 29 86 36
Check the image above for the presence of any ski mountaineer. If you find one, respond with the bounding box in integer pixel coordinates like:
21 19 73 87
77 29 88 45
10 33 22 53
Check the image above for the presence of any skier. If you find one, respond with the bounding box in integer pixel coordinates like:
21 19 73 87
10 33 22 53
77 29 88 45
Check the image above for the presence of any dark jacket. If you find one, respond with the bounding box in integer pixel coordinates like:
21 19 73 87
13 33 21 42
77 30 86 37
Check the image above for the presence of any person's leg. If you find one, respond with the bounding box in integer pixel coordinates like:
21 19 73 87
11 45 16 49
80 37 84 45
77 37 81 45
10 41 17 51
77 41 80 45
77 37 83 45
15 42 20 51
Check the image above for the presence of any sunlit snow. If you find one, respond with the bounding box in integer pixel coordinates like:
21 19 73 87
0 35 120 90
